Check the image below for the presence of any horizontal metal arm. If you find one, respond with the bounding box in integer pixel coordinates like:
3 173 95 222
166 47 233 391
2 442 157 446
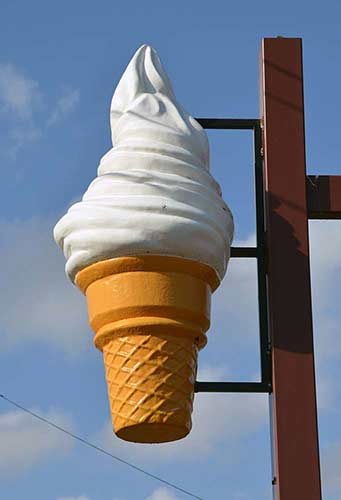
230 246 258 258
307 175 341 219
195 118 259 130
195 381 271 393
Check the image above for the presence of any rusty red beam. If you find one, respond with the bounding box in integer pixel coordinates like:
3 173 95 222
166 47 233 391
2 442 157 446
307 175 341 219
260 38 322 499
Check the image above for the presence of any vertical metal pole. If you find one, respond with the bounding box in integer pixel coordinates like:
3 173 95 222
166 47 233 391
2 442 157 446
259 38 322 499
253 123 271 390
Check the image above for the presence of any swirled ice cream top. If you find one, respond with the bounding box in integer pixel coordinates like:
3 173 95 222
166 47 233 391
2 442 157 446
54 45 234 283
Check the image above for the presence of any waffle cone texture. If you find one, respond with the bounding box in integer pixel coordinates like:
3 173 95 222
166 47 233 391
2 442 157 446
76 256 218 443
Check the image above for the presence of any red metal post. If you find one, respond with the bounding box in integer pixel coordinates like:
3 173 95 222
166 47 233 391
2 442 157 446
259 38 322 499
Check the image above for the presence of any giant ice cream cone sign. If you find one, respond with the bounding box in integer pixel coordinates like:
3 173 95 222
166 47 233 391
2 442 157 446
54 45 234 443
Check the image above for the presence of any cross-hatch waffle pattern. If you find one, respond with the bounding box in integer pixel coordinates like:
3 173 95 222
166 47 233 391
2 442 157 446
103 332 198 443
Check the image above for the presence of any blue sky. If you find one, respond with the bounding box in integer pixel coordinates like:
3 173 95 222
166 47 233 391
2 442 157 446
0 1 340 499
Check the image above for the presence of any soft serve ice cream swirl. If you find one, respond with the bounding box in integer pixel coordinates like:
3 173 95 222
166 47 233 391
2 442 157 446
54 45 234 283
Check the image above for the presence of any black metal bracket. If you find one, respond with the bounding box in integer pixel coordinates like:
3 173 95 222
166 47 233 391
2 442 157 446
194 118 272 394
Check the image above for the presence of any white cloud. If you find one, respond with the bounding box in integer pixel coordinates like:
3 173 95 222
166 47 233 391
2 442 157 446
309 221 341 360
213 254 257 339
0 217 91 355
322 441 341 495
196 364 227 381
54 491 195 500
0 407 74 473
308 221 341 413
0 63 42 156
211 232 258 342
0 63 80 156
315 372 335 412
0 63 40 119
47 88 80 126
231 494 252 500
198 233 260 382
55 497 91 500
211 223 341 361
146 487 180 500
9 124 42 159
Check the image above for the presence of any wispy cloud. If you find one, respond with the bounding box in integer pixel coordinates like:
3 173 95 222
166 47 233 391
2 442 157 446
54 493 172 500
55 497 91 500
212 233 258 340
146 487 180 500
9 125 43 159
0 63 41 120
309 221 341 412
322 441 341 496
0 217 91 355
47 88 80 127
0 63 42 156
0 62 80 157
0 407 74 474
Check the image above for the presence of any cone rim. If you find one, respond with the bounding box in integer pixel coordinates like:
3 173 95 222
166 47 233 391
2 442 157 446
76 255 220 293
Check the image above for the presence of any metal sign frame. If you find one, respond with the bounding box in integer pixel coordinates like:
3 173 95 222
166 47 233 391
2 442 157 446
194 119 271 394
192 37 341 500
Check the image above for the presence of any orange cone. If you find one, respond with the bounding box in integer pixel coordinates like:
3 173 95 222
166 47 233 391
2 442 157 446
76 255 219 443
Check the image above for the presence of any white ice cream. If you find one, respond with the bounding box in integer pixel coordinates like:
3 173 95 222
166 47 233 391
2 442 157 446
54 45 234 283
